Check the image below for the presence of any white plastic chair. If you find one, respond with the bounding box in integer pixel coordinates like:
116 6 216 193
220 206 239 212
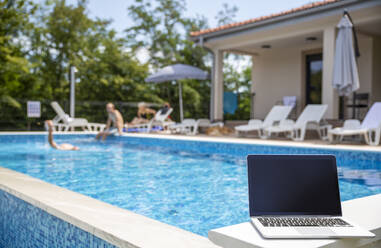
126 108 174 133
235 105 293 138
169 118 224 135
169 119 197 134
264 104 330 141
283 96 297 107
192 119 223 135
51 101 105 132
329 102 381 145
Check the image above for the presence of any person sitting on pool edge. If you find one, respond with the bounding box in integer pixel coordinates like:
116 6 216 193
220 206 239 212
96 102 124 140
45 120 79 150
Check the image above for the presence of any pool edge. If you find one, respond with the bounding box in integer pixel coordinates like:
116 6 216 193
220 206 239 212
1 131 380 153
0 167 219 248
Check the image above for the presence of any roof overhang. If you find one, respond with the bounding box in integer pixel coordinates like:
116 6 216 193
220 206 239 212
190 0 381 47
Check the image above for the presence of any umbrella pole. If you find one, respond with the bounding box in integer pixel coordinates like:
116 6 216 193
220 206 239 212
352 92 356 119
178 81 184 122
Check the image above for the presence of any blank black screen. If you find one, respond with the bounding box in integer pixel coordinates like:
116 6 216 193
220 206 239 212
247 155 342 216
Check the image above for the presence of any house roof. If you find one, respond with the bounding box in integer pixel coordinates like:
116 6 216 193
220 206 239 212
190 0 341 37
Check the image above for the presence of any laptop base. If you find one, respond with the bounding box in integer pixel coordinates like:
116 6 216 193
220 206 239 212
251 218 375 239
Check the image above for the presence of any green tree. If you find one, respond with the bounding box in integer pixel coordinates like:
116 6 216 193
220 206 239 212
223 63 252 120
214 2 252 120
0 0 155 129
126 0 211 121
27 0 154 122
28 0 109 101
0 0 253 130
0 0 36 108
215 3 238 26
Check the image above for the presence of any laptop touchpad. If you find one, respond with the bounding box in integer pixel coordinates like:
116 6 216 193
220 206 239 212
295 227 336 235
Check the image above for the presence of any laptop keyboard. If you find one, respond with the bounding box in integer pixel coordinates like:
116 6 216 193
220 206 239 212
257 217 352 227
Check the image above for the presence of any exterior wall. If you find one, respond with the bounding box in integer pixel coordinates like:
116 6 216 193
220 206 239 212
251 44 321 120
357 33 373 94
345 34 381 114
322 26 339 119
250 32 378 120
371 36 381 102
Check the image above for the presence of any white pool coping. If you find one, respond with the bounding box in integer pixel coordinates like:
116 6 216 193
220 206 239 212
208 193 381 248
0 131 380 153
0 167 219 248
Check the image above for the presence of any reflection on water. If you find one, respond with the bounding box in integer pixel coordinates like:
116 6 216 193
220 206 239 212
338 167 381 187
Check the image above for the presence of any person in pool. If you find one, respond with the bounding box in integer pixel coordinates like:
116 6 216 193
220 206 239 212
126 102 156 127
96 102 124 140
45 120 79 150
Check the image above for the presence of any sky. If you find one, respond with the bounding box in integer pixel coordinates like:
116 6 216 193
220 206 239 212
64 0 316 36
46 0 316 66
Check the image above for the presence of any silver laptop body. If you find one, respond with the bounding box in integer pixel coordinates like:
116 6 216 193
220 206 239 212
247 155 375 239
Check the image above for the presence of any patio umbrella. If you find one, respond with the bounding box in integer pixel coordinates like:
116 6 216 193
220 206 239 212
332 12 361 119
332 13 360 97
145 64 208 121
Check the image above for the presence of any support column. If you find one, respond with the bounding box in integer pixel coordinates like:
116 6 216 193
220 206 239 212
210 49 224 121
250 55 255 119
322 27 339 119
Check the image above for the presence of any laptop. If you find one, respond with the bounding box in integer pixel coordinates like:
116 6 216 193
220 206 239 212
247 154 375 239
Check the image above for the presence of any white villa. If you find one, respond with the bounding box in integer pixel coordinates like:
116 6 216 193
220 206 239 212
190 0 381 121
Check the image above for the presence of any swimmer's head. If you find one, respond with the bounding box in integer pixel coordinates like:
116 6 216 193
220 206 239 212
106 103 115 113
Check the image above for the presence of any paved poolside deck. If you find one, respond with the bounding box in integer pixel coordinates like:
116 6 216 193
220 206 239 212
1 131 380 152
119 132 381 153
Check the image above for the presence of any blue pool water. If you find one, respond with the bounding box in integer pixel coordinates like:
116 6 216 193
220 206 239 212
0 134 380 237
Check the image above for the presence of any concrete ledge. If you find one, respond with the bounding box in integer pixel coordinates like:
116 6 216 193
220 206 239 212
0 167 219 248
208 194 381 248
118 133 381 152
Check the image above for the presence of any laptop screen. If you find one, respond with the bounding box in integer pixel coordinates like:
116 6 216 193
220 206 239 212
247 155 342 216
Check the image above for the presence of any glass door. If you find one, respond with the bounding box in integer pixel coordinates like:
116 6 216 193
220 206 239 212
305 54 322 104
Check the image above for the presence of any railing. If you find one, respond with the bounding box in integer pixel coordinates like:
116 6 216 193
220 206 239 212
0 99 162 131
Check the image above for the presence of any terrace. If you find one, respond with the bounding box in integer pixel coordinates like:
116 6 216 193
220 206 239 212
190 0 381 121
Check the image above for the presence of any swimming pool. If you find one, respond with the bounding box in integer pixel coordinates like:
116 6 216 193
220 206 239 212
0 134 380 237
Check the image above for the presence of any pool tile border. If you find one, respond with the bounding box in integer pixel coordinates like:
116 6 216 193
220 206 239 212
0 189 117 248
0 167 218 248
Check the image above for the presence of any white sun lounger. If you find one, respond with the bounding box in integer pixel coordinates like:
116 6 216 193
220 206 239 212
264 104 330 141
169 119 197 134
147 108 174 132
126 108 174 132
194 119 223 135
51 101 105 132
329 102 381 146
235 105 293 138
169 118 224 135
